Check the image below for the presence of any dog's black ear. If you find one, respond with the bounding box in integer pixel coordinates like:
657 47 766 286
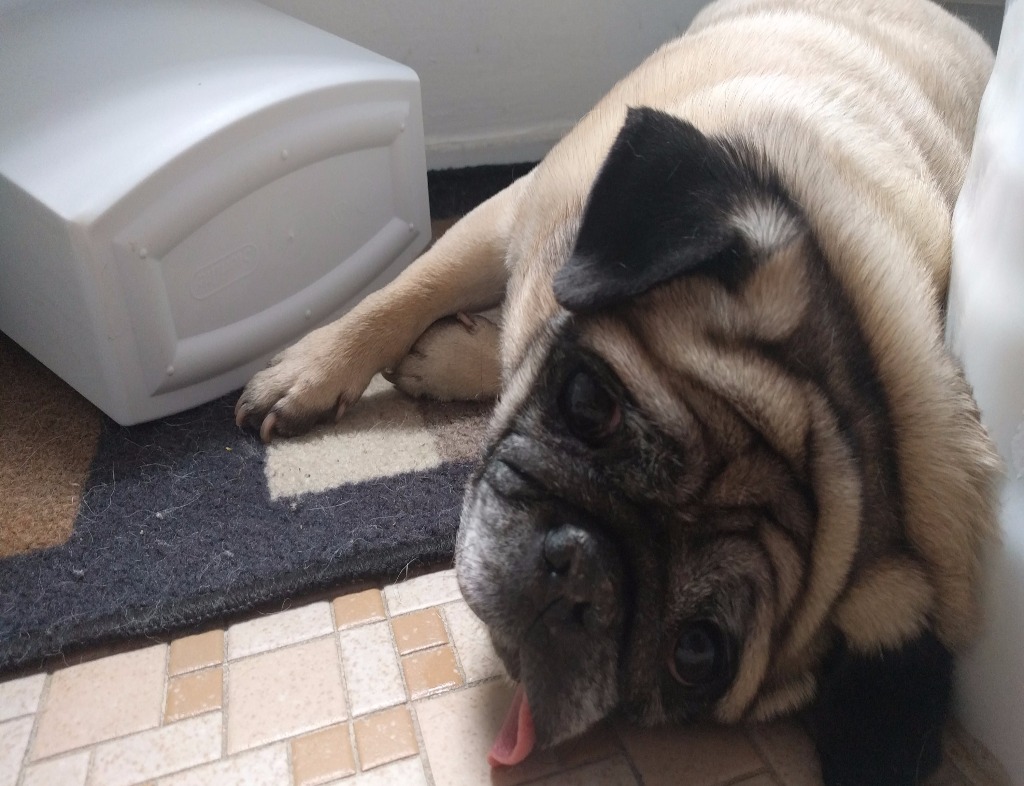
553 106 760 313
808 630 954 786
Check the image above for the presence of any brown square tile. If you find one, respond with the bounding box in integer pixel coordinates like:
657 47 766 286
353 705 418 771
291 723 355 785
402 644 463 699
332 589 386 630
392 608 448 655
164 666 223 723
168 630 224 676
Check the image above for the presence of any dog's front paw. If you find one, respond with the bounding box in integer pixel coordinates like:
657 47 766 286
383 312 501 402
235 324 374 442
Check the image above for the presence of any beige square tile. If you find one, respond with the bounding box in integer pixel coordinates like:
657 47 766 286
343 755 428 786
22 751 90 786
530 756 639 785
746 721 822 786
415 680 562 786
226 636 347 753
0 672 46 721
291 723 355 785
383 569 461 616
402 645 463 699
164 666 223 723
338 621 405 716
353 705 418 771
88 711 222 786
0 717 34 786
168 630 223 676
442 600 504 683
333 589 386 630
618 722 764 786
264 376 441 499
392 608 448 655
155 743 289 786
227 602 333 659
32 644 166 759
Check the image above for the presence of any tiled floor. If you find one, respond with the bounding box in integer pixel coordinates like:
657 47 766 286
0 568 1009 786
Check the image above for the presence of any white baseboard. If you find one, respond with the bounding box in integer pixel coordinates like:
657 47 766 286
425 121 573 170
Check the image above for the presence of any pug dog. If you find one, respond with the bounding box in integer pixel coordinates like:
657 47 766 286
235 0 1002 783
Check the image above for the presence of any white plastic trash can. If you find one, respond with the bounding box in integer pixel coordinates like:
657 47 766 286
0 0 431 424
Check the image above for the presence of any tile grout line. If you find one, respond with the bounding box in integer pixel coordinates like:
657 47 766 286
515 754 634 786
720 767 774 786
742 726 785 786
226 628 336 666
384 589 440 786
404 662 438 782
16 698 227 769
438 601 469 689
329 592 363 777
13 671 50 786
282 730 294 786
16 594 481 782
220 626 229 762
159 641 171 727
608 723 647 786
16 575 452 784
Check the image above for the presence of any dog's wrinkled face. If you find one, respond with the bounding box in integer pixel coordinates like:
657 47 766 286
457 332 756 746
456 108 929 750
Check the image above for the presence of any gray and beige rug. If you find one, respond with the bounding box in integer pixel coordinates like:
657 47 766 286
0 164 533 674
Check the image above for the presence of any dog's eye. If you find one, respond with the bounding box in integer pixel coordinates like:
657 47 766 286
669 620 725 688
559 369 621 443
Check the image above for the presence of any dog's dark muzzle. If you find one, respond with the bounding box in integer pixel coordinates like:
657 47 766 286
461 450 625 653
455 441 630 746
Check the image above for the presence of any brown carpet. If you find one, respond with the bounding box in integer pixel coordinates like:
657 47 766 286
0 334 102 557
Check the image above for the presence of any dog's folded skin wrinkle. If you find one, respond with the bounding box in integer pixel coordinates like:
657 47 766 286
237 0 1001 782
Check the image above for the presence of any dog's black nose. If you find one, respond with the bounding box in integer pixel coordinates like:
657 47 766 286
539 524 616 634
543 525 584 575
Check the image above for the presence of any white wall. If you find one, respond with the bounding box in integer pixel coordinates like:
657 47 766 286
260 0 711 168
261 0 1005 169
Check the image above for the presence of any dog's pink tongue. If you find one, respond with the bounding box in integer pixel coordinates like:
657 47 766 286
488 684 536 767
